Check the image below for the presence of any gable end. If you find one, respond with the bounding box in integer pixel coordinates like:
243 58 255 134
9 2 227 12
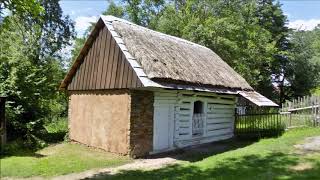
65 20 143 90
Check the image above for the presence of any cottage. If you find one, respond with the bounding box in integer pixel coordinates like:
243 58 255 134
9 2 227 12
60 15 277 157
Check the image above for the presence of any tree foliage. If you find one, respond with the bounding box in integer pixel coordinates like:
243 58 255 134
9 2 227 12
0 0 43 19
287 26 320 97
0 0 74 144
103 0 125 18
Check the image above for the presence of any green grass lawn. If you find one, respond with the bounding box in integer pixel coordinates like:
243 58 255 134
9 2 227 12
2 128 320 179
92 127 320 180
0 143 131 178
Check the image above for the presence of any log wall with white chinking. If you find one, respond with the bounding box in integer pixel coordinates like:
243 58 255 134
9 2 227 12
153 90 236 150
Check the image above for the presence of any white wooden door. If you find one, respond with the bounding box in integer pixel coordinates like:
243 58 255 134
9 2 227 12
153 105 172 151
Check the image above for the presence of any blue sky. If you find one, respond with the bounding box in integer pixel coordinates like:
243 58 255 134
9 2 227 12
59 1 108 36
59 0 320 37
280 0 320 30
280 0 320 21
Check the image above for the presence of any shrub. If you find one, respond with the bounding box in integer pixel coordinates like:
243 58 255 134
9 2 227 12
41 117 68 143
44 117 68 134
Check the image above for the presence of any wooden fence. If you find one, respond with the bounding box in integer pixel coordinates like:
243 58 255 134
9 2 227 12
281 95 320 128
235 108 285 138
0 97 6 146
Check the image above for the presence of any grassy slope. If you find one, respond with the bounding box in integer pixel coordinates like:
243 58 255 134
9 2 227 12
1 143 131 177
94 128 320 180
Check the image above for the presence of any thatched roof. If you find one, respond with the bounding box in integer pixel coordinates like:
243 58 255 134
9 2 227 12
61 15 253 91
59 16 279 106
108 16 252 90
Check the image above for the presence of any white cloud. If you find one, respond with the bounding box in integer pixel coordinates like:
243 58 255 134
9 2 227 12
74 16 97 37
288 19 320 31
284 13 290 18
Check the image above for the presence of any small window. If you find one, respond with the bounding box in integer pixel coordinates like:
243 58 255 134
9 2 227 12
194 101 203 114
192 101 204 137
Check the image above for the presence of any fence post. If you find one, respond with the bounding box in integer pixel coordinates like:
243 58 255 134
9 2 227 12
234 108 237 135
0 97 6 146
314 106 316 127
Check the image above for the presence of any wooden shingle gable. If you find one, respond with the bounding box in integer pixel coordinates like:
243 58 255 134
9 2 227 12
66 19 143 90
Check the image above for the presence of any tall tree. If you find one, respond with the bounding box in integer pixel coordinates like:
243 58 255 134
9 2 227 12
256 0 290 104
156 0 278 91
103 0 125 18
28 0 75 59
287 27 320 97
0 0 43 19
124 0 165 27
0 0 74 143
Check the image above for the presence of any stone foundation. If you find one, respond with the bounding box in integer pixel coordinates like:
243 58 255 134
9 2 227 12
129 90 154 157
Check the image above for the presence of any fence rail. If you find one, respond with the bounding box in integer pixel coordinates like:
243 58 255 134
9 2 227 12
235 108 284 138
281 95 320 128
234 95 320 138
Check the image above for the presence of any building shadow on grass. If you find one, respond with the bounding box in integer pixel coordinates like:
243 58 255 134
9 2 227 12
1 131 66 159
0 149 46 158
145 137 258 162
86 152 320 180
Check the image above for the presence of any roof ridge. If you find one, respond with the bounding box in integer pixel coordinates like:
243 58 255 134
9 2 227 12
100 15 212 51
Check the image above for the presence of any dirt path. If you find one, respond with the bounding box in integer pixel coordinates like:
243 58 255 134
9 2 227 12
53 136 320 179
52 157 178 180
2 157 178 180
3 138 252 180
294 136 320 152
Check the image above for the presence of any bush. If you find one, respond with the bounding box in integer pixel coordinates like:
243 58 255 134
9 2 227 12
2 117 68 156
41 117 68 143
44 117 68 134
1 138 46 157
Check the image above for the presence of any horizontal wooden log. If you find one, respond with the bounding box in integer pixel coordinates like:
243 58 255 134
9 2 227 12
178 121 190 127
208 104 235 109
154 92 177 97
210 109 234 114
206 128 232 136
207 123 232 131
207 99 235 105
177 133 190 140
178 115 191 121
207 118 233 124
179 109 191 115
154 99 176 105
179 104 191 109
207 113 234 119
178 127 190 134
154 96 178 100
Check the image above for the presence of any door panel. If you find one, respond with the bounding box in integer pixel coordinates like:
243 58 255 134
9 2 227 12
153 106 170 151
